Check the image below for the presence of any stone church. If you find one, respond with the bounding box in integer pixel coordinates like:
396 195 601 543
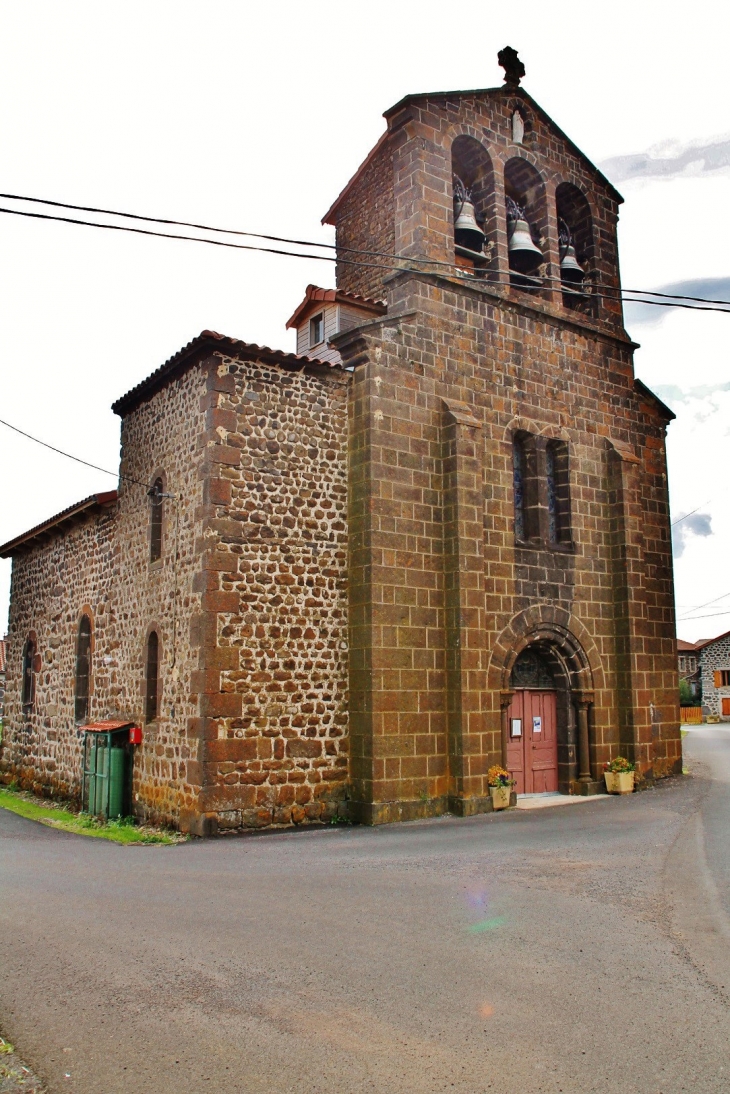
0 53 682 833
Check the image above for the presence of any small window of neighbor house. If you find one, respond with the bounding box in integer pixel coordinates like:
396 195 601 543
714 670 730 688
309 313 324 347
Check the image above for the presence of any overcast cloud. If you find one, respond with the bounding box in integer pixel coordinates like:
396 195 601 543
600 134 730 184
623 276 730 327
671 511 713 559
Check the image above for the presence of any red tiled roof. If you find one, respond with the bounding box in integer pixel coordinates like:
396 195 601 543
0 492 118 558
0 637 6 674
695 630 730 650
677 639 698 651
285 285 387 330
111 331 341 418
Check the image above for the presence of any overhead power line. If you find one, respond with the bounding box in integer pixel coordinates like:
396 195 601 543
1 193 730 313
678 588 730 619
0 416 149 490
676 609 730 622
671 503 712 528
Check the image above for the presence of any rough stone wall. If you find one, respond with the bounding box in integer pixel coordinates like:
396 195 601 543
700 636 730 719
340 267 681 821
0 364 208 824
1 502 117 800
113 364 209 824
193 353 350 829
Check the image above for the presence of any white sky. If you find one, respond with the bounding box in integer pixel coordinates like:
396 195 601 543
1 0 729 642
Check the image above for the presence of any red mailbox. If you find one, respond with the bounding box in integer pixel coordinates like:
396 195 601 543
128 725 143 745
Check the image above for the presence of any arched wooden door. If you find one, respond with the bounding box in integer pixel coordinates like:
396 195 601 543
506 689 558 795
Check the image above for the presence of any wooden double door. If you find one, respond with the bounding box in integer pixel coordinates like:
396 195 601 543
506 690 559 795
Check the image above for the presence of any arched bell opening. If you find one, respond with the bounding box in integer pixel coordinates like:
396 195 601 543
500 632 595 795
556 182 596 316
451 136 497 281
504 157 548 293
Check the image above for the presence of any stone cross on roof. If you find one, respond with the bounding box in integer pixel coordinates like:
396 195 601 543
498 46 525 88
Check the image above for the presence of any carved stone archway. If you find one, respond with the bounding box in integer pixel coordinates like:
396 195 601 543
490 606 602 792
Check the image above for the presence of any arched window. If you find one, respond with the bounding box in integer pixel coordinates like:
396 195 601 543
21 637 36 711
546 440 571 545
74 615 92 723
145 631 159 724
451 135 496 280
149 477 163 563
556 183 595 315
504 158 547 292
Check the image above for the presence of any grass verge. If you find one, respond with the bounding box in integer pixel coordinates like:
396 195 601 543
0 787 182 844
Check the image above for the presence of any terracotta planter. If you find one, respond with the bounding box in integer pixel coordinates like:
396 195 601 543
604 771 634 794
490 785 511 810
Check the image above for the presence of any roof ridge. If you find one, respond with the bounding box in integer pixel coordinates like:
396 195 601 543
0 491 118 558
111 331 343 418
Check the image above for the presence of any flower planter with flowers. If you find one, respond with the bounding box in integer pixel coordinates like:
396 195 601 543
487 766 514 810
603 756 635 794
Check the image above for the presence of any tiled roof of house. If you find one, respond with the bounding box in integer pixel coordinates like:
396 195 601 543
0 492 118 558
677 639 699 651
111 330 342 418
695 630 730 649
285 285 386 330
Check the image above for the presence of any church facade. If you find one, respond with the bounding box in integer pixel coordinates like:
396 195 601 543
0 57 682 833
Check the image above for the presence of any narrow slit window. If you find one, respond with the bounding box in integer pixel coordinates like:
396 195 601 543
145 631 159 724
150 477 163 563
22 638 36 710
74 615 92 723
513 436 526 540
546 443 558 543
546 441 571 545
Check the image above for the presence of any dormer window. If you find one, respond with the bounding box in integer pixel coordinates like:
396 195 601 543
309 313 324 347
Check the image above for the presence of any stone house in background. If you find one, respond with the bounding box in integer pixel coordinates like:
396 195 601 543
695 631 730 721
0 53 682 833
677 639 701 702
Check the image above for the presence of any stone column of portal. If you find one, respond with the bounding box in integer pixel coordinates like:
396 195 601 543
500 690 514 768
442 398 488 816
574 690 595 783
608 440 652 775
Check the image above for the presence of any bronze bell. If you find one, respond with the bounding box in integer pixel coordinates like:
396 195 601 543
453 176 486 253
507 215 544 274
559 220 584 284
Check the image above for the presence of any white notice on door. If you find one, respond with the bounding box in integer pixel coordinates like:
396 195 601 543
511 718 522 737
533 716 542 734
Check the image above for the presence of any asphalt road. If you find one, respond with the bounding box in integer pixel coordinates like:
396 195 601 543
1 730 729 1094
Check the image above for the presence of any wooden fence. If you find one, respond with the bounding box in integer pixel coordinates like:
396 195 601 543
680 706 703 725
